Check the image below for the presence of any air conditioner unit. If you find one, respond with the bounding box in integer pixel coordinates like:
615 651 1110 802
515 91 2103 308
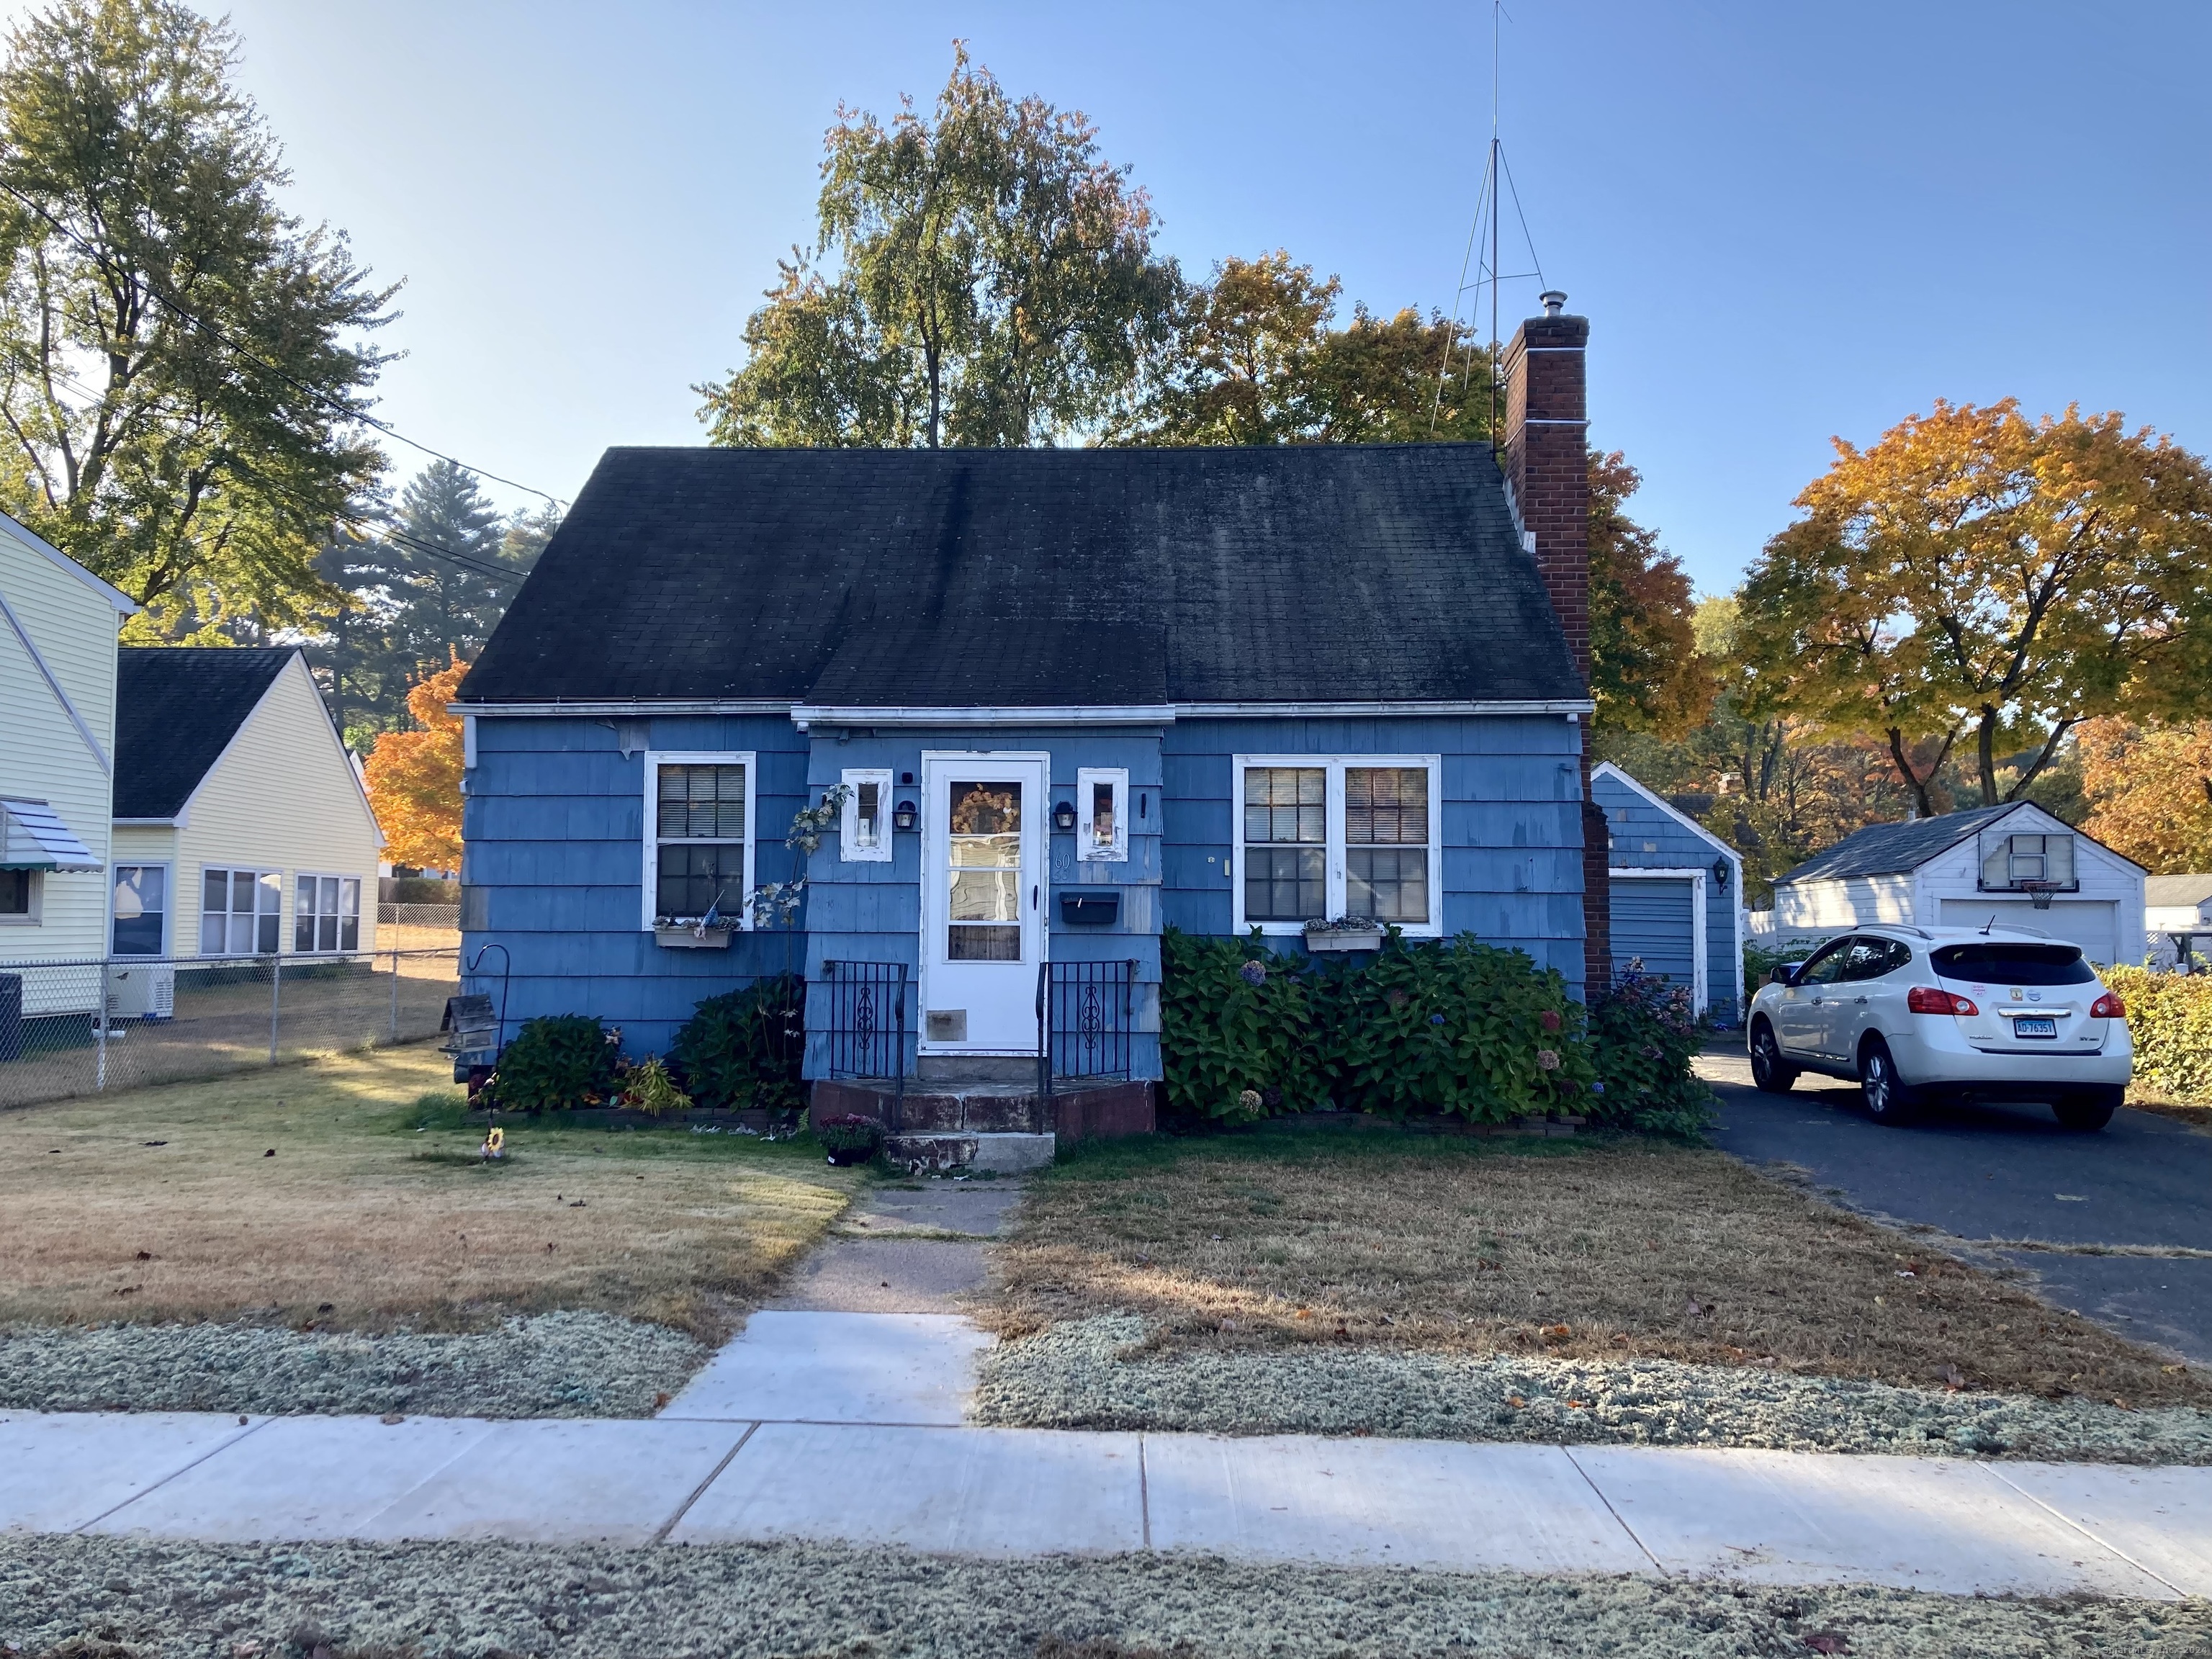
107 964 175 1022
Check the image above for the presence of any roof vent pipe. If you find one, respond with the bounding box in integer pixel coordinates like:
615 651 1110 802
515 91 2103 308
1539 289 1567 317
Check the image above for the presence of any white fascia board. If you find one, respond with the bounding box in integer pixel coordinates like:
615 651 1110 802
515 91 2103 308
1591 762 1743 870
0 509 138 613
446 699 796 718
796 704 1177 729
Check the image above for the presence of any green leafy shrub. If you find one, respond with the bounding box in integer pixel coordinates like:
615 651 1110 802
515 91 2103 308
1319 938 1594 1120
486 1015 619 1111
2103 966 2212 1104
1159 928 1593 1125
1585 961 1716 1137
1159 930 1326 1123
670 975 805 1114
617 1055 693 1117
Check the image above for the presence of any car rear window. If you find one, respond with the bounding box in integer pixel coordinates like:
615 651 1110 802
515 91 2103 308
1930 943 2095 985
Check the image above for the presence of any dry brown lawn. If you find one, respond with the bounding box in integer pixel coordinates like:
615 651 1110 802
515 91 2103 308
0 1043 857 1341
982 1125 2212 1408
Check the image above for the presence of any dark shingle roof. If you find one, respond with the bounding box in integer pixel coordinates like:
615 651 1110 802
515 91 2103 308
1776 804 2024 886
114 647 295 819
459 445 1583 707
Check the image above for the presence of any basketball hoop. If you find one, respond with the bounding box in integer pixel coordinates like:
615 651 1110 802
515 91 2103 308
2018 880 2059 911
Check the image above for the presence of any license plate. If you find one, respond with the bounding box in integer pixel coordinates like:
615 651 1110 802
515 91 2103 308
2013 1016 2056 1038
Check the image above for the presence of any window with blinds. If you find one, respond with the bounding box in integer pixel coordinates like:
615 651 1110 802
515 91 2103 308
1346 766 1430 923
655 761 749 922
1236 756 1442 933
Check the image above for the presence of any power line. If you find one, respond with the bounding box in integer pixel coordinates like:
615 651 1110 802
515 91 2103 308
0 177 565 508
333 511 530 588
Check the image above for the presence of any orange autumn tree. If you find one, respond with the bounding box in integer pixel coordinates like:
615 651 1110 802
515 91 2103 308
366 653 468 870
2078 718 2212 873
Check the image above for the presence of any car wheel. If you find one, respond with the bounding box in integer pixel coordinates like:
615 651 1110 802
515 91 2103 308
1859 1037 1917 1125
1749 1020 1797 1093
2052 1087 2121 1133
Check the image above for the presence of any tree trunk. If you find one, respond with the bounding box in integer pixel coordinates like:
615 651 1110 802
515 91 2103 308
1885 726 1956 819
1977 706 2000 806
926 345 942 449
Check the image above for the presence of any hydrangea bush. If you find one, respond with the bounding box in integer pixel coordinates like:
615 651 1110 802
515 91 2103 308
1584 959 1716 1136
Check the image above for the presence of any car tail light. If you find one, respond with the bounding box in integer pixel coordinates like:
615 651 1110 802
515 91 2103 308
1907 986 1977 1016
2090 992 2126 1020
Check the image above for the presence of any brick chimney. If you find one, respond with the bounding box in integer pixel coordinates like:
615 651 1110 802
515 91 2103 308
1501 292 1609 995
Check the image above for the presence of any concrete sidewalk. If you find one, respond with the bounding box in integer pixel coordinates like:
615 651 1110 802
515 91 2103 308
7 1310 2212 1599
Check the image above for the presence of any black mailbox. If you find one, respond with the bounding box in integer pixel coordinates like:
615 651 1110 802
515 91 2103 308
1060 892 1120 927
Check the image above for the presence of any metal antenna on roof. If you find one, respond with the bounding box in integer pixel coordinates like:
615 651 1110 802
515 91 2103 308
1429 1 1547 446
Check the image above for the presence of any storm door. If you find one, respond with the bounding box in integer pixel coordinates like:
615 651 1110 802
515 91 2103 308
920 755 1047 1053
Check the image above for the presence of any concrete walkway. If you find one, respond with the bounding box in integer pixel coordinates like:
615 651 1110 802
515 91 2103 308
9 1309 2212 1601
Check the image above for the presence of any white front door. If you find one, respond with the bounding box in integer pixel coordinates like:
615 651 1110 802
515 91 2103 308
920 753 1048 1053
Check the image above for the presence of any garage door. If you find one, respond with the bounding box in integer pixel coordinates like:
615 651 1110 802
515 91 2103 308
1936 899 2118 966
1611 876 1699 997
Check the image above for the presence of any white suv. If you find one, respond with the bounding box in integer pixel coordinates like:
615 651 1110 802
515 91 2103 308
1746 925 2134 1130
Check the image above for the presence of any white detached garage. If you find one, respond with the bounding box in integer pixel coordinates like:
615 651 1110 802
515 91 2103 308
1771 801 2145 968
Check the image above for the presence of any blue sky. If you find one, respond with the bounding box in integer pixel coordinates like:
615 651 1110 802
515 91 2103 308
58 0 2210 595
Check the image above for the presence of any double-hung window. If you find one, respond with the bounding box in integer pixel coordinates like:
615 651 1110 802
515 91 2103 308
645 752 755 927
1233 755 1442 935
295 875 361 953
201 868 280 956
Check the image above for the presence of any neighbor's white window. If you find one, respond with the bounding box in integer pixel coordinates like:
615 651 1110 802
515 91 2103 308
294 874 361 953
644 751 755 927
111 865 164 953
0 866 40 925
200 867 281 955
1075 767 1128 862
840 768 894 863
1233 755 1442 935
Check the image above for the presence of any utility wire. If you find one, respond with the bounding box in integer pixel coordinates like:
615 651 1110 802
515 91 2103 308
0 176 565 508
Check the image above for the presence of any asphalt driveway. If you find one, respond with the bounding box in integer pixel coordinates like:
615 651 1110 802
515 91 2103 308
1701 1044 2212 1366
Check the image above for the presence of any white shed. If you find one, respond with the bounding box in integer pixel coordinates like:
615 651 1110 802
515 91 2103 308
1771 801 2145 968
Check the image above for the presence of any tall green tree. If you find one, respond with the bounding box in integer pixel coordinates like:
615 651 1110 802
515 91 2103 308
1111 251 1495 445
0 0 394 639
698 45 1177 449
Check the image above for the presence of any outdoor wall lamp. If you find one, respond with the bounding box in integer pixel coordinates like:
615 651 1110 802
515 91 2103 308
1051 799 1078 833
893 800 918 832
1712 857 1730 890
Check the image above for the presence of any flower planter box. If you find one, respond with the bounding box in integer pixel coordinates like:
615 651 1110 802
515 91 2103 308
655 925 732 949
1303 927 1383 953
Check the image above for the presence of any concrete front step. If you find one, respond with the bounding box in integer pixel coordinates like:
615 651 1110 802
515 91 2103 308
886 1130 1057 1174
813 1076 1156 1146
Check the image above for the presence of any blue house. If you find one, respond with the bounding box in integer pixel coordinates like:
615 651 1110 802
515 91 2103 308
1591 762 1745 1023
451 301 1606 1156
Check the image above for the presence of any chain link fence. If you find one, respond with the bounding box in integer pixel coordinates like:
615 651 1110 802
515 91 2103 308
0 947 459 1109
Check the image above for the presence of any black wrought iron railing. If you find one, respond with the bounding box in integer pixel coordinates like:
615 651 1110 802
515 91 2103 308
1036 958 1138 1106
819 960 908 1126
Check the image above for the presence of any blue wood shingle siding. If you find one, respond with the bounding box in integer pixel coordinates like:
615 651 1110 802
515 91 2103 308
1162 716 1589 995
460 711 1595 1075
1591 767 1742 1020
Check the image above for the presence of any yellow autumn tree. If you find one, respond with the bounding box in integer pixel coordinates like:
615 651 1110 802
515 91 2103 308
2079 718 2212 873
365 653 468 871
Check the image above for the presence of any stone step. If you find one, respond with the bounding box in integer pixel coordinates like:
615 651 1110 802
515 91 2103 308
811 1076 1157 1148
884 1131 1056 1174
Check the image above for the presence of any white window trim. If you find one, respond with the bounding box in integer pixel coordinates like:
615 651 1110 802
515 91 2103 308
0 866 42 925
1609 866 1709 1013
1231 754 1444 938
642 750 757 930
839 767 894 863
1074 767 1129 862
198 866 282 958
292 871 364 955
108 862 168 953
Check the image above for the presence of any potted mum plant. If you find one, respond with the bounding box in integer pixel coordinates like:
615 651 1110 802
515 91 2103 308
815 1112 884 1166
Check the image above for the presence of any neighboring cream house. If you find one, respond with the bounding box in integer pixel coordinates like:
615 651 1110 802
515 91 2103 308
2146 875 2212 971
0 513 135 979
1771 801 2146 968
109 648 382 981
